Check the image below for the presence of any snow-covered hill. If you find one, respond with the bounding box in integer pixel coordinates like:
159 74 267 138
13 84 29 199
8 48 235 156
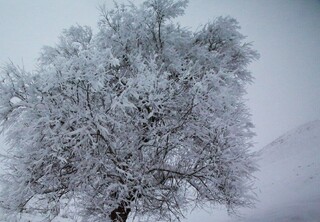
243 120 320 222
187 120 320 221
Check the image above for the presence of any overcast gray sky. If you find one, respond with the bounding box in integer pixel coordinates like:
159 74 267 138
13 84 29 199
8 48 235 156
0 0 320 221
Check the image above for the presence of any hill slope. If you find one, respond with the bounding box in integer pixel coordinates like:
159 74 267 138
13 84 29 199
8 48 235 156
232 120 320 221
186 120 320 221
245 120 320 222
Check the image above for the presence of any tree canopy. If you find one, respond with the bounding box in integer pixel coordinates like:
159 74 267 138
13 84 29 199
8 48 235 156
0 0 258 221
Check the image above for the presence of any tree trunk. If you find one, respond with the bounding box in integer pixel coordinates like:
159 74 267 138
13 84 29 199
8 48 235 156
109 203 131 222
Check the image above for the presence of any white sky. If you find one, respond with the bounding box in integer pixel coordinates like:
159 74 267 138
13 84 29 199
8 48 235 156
0 0 319 221
1 0 319 150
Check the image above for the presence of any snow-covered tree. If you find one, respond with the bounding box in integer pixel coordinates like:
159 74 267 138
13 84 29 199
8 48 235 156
0 1 259 221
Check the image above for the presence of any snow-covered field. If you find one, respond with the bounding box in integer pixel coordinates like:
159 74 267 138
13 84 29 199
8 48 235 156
187 120 320 222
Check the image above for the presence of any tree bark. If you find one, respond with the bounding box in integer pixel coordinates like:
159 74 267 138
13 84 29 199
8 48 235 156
109 203 131 222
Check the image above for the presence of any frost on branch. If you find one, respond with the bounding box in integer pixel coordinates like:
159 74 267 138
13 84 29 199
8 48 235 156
0 0 258 221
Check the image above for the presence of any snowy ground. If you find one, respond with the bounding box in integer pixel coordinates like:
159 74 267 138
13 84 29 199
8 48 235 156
186 120 320 222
